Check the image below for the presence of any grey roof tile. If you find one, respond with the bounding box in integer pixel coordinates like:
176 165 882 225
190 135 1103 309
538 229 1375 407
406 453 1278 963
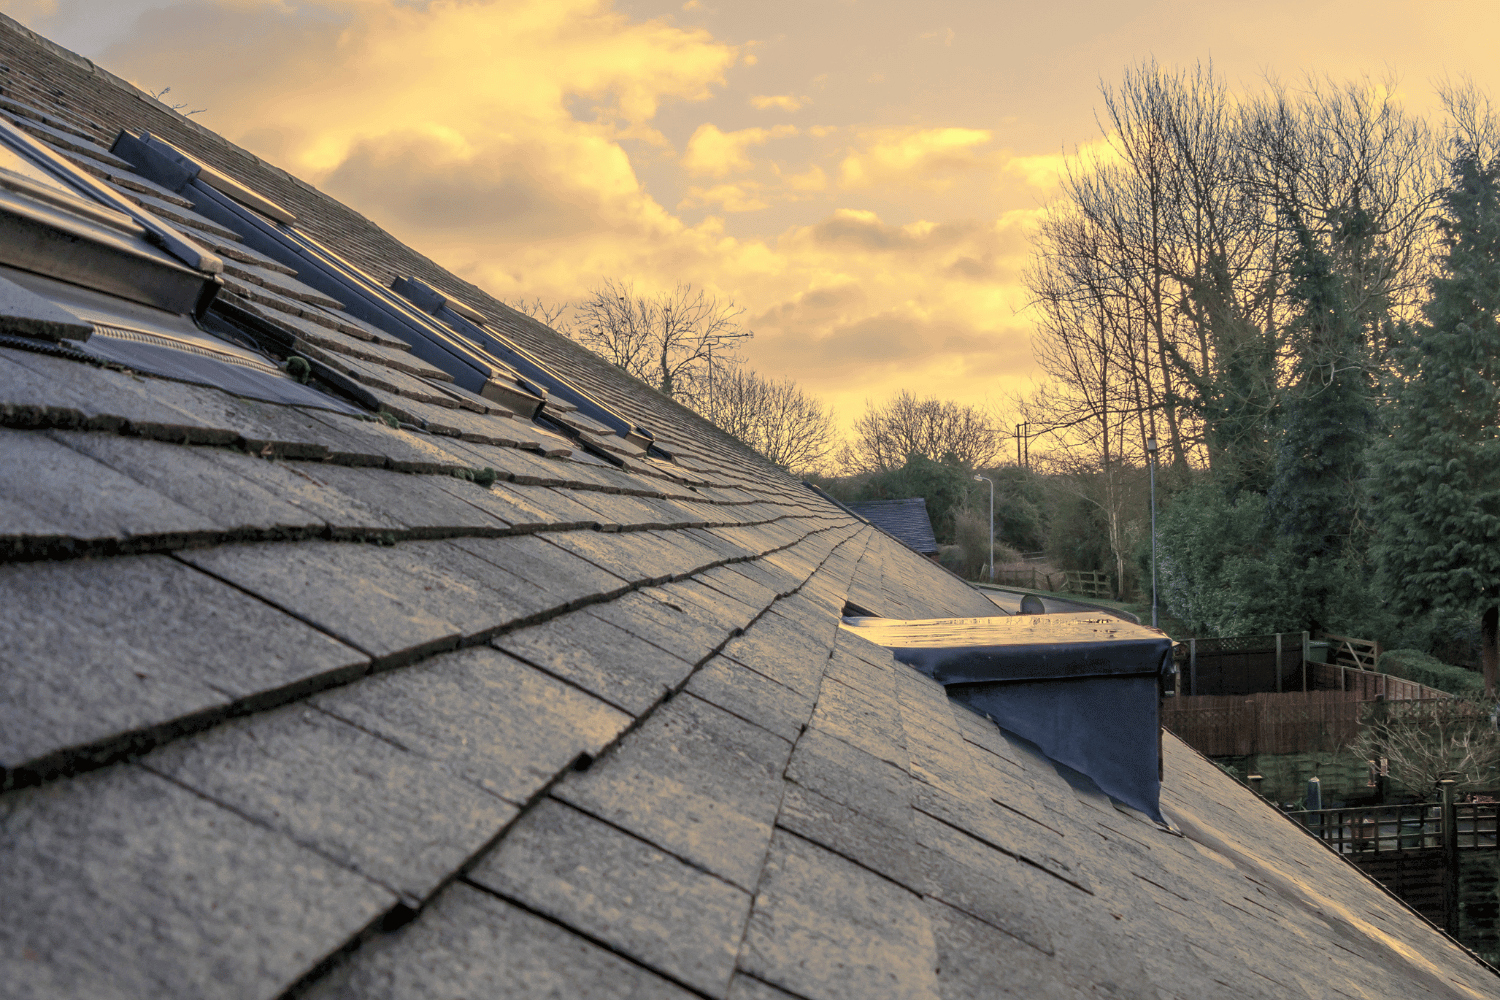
811 657 909 771
927 900 1093 1000
718 557 804 597
430 477 598 532
726 974 805 1000
695 563 781 611
143 703 517 907
774 780 928 895
48 431 328 537
738 829 941 1000
554 692 791 891
300 882 699 1000
299 410 477 472
719 615 833 698
495 609 689 716
784 729 914 832
0 555 366 785
544 528 698 586
177 541 468 667
685 655 817 743
502 482 612 526
449 534 629 608
0 428 221 552
587 589 734 666
911 809 1052 955
0 765 394 1000
310 646 629 805
468 798 751 997
289 464 509 535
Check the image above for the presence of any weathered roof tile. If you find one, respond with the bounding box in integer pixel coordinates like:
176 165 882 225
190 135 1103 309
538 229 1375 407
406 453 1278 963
0 554 367 786
0 765 395 1000
553 691 792 891
468 798 751 997
311 646 629 805
143 702 517 907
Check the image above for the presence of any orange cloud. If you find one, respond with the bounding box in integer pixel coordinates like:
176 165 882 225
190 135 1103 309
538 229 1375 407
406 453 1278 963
750 94 806 111
681 123 798 177
838 127 995 190
91 0 1040 435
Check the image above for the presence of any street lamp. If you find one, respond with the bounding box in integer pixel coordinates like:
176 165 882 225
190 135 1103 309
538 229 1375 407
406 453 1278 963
973 474 994 583
1145 437 1159 629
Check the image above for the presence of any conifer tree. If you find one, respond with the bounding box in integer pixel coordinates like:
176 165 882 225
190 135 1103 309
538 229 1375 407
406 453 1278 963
1269 217 1374 560
1372 148 1500 696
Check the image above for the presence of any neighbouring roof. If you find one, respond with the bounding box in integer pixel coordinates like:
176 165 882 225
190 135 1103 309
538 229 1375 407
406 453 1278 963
847 496 940 555
1 14 1497 1000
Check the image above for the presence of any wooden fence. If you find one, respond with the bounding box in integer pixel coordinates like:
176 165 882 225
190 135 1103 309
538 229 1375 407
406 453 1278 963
1325 632 1381 671
1161 690 1367 756
1063 570 1111 598
992 566 1063 592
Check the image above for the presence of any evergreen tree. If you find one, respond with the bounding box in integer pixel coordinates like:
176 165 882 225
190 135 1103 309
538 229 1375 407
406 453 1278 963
1372 148 1500 695
1265 216 1376 633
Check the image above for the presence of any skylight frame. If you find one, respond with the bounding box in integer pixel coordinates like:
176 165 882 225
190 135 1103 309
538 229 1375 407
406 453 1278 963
0 121 221 318
111 131 548 419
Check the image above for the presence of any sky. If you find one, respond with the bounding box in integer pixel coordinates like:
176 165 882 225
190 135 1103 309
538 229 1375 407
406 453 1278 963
11 0 1500 436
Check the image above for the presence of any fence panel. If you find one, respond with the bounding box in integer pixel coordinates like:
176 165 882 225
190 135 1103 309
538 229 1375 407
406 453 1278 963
1161 690 1364 756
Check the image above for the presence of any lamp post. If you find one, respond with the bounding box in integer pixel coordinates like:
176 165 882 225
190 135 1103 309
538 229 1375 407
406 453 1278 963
1145 437 1158 629
973 474 994 582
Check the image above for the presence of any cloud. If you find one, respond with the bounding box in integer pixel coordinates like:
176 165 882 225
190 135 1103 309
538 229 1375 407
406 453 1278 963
838 127 995 189
678 182 770 212
681 122 797 177
89 0 1041 434
750 94 806 111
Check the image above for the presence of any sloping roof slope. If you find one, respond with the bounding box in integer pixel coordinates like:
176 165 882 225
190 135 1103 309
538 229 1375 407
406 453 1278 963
847 496 940 555
0 15 1496 1000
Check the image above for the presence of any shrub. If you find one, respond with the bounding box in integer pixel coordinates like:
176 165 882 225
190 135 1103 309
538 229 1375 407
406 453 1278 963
1378 649 1486 697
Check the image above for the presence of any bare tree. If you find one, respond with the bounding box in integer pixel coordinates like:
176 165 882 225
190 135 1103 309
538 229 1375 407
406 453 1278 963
569 280 751 409
1026 61 1445 491
1351 698 1500 797
845 391 1002 473
506 297 572 331
706 367 836 474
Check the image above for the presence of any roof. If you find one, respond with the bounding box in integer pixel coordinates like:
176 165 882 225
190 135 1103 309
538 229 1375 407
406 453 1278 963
0 14 1497 1000
847 496 940 555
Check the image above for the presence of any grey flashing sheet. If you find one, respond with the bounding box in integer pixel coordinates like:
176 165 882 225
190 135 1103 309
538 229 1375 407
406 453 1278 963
844 612 1174 824
841 612 1171 685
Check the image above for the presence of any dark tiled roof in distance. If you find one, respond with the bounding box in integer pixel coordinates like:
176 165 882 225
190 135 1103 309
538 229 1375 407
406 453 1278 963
847 496 941 555
0 13 1497 1000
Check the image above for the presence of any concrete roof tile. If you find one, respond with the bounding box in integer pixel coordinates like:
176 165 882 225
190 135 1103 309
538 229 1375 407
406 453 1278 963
587 589 733 666
495 609 688 716
0 428 221 552
448 533 628 607
177 541 467 667
143 702 517 907
311 646 629 806
554 692 791 891
738 829 941 1000
48 431 330 537
0 765 394 1000
289 463 509 535
0 554 367 786
299 881 699 1000
685 655 817 744
468 798 751 997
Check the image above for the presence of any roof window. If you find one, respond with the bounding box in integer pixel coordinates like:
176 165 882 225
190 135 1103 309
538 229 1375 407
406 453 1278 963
111 131 546 420
0 120 350 410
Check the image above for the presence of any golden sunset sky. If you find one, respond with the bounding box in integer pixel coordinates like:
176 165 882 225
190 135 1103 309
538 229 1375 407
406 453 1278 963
12 0 1500 435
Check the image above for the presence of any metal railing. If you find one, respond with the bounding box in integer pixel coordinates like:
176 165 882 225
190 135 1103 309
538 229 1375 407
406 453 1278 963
1287 802 1498 855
